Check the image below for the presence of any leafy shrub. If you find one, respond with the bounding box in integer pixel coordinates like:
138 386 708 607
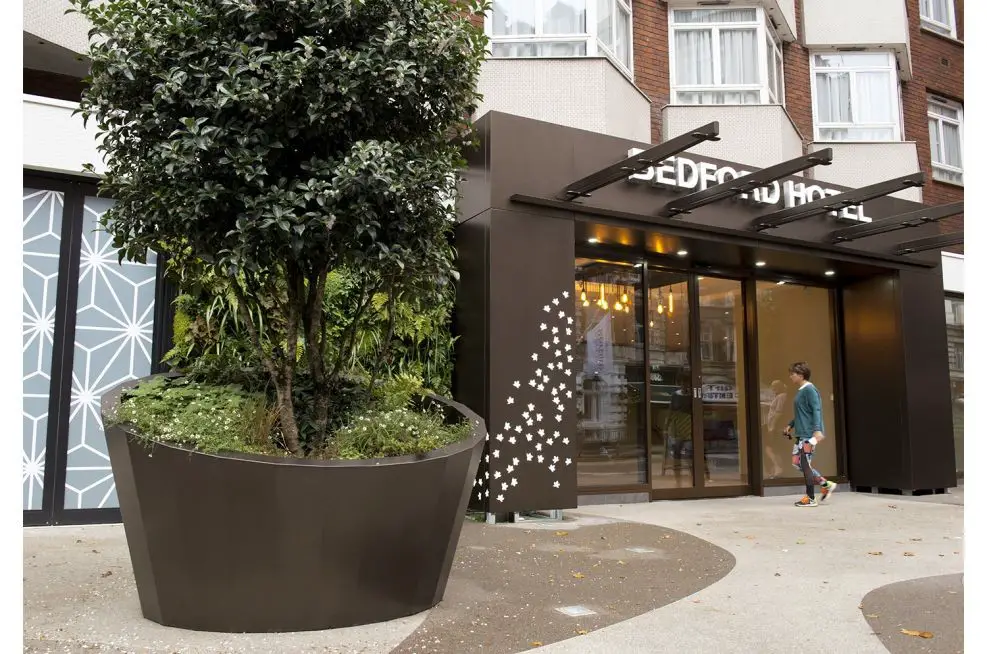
74 0 487 456
111 377 284 456
333 408 471 460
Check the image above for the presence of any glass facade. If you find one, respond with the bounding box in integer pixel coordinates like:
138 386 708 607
573 259 647 487
754 282 838 479
945 296 963 476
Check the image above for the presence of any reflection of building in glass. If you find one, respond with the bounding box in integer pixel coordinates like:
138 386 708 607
945 296 963 476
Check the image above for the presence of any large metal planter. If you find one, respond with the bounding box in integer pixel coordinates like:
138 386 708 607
101 376 486 633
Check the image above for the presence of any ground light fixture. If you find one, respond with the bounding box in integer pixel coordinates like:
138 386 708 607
587 238 600 244
676 249 688 256
824 270 836 276
755 261 766 267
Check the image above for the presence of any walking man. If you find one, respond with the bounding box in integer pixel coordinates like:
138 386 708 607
784 362 837 507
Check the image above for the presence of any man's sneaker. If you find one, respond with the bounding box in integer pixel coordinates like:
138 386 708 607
794 496 818 507
820 481 837 502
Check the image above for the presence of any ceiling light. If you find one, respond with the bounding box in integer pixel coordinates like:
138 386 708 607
755 261 767 267
824 270 836 276
587 238 600 244
776 281 786 286
677 250 688 256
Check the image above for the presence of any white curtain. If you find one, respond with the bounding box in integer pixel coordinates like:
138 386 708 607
675 30 713 85
719 29 757 84
815 72 852 123
673 8 757 23
615 6 630 67
929 118 943 163
855 71 893 123
942 121 962 167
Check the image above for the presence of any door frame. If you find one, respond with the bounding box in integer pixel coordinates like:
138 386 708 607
573 244 850 501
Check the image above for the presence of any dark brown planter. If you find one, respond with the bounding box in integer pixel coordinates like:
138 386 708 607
101 376 486 633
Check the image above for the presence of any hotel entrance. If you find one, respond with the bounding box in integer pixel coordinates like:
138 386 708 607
573 258 752 499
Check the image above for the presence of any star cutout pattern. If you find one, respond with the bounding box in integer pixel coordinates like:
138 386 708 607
63 197 158 510
474 291 575 507
22 189 63 510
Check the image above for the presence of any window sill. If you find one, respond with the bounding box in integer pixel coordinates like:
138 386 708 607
811 139 909 145
920 26 964 47
931 176 965 189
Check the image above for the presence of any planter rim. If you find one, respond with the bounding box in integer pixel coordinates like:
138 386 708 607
101 374 486 469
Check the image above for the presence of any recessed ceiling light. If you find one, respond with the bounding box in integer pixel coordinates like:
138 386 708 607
677 249 688 256
755 261 767 267
824 270 836 276
588 238 600 244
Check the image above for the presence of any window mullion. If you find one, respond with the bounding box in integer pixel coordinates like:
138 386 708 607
757 16 769 103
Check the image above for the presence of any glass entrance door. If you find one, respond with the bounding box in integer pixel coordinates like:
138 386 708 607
649 271 750 497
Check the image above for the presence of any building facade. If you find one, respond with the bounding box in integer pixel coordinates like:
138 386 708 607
461 0 964 511
22 0 963 524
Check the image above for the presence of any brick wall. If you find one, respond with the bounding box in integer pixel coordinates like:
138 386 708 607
900 0 964 252
782 1 813 147
631 0 669 143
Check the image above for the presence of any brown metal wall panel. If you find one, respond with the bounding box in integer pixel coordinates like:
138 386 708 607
898 267 957 489
453 211 492 512
841 275 908 488
484 208 578 512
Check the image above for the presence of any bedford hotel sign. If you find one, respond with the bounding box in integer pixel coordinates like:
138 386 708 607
626 148 872 223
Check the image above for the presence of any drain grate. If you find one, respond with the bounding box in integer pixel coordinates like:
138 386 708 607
555 605 598 617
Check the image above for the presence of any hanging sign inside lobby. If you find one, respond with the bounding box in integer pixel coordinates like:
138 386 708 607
626 149 872 223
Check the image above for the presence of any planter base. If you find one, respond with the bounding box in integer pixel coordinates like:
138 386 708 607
103 377 485 633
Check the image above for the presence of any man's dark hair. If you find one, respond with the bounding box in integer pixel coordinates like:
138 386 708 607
789 362 812 380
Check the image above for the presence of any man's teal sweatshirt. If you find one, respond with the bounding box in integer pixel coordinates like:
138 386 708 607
788 382 824 439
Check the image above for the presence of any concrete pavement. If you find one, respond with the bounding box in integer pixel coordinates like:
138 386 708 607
23 489 963 653
538 490 963 654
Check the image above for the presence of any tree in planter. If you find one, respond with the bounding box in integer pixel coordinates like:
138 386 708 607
74 0 487 456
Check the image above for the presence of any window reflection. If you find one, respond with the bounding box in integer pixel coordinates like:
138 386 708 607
755 282 838 479
945 296 963 476
573 259 646 487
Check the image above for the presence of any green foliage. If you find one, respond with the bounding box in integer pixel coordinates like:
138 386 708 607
73 0 487 454
111 377 284 456
333 407 471 460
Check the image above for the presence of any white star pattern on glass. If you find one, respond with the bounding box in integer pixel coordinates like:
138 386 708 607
507 396 514 405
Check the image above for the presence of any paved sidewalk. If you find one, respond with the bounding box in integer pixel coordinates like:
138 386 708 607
23 489 963 653
538 490 964 654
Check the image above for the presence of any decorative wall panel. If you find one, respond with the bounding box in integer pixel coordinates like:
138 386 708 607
22 188 64 510
63 196 157 510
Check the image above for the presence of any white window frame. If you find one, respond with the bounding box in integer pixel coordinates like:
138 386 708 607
928 96 964 185
485 0 634 75
920 0 958 39
668 6 785 106
809 51 903 142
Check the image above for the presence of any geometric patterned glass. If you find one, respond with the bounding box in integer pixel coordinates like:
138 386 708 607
23 188 64 510
63 196 157 510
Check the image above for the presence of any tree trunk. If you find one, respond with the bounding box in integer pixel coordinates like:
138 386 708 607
305 267 331 442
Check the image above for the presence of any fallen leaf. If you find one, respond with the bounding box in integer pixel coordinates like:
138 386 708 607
796 539 806 545
572 572 586 579
900 629 933 639
555 531 569 537
910 538 922 541
903 552 916 557
663 535 673 539
774 573 781 577
868 551 884 556
888 505 898 509
745 535 756 540
530 642 544 647
100 571 113 578
691 599 701 603
617 560 626 565
576 629 589 635
865 614 880 619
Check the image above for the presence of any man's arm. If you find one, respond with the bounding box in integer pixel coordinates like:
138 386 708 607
810 387 824 442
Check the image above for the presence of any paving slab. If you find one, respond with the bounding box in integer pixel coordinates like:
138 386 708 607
392 514 733 653
861 573 963 654
535 490 964 654
23 525 427 653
